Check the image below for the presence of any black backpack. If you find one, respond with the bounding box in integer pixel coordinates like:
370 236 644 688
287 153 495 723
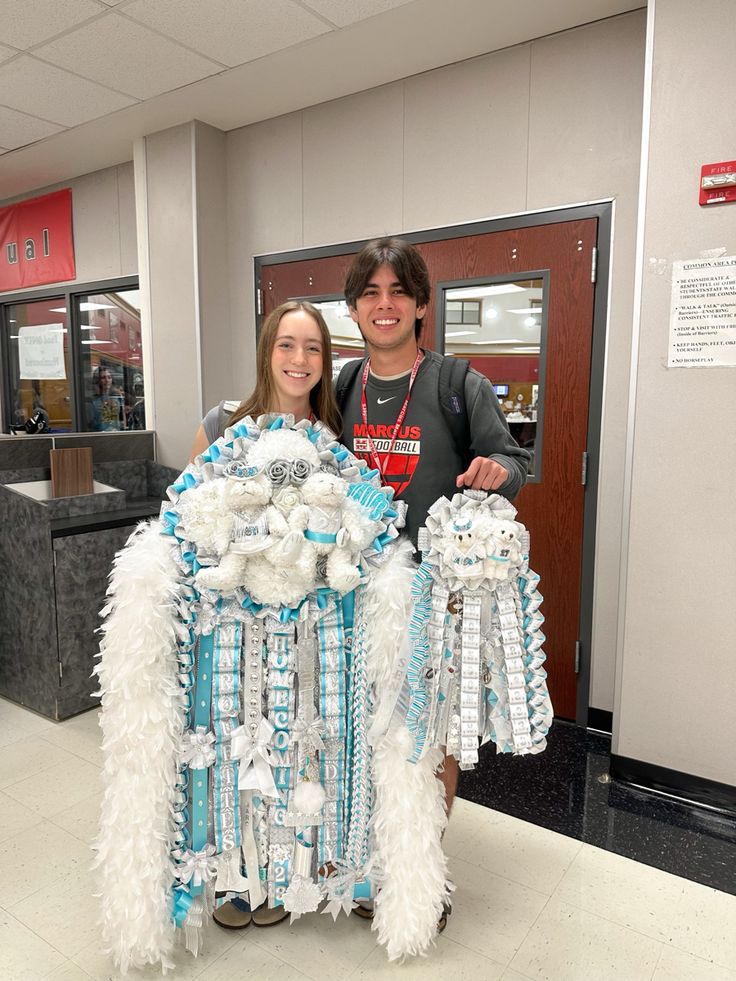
334 355 472 465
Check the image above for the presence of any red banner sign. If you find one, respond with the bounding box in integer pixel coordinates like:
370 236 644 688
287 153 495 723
0 188 76 292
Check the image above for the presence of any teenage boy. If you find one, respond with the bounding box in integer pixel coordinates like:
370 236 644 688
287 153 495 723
337 237 531 810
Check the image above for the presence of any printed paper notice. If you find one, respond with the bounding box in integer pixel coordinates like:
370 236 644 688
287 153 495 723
668 256 736 367
18 323 67 380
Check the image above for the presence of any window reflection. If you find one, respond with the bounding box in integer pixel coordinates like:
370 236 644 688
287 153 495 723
79 289 145 431
5 298 72 433
443 279 543 476
308 299 365 380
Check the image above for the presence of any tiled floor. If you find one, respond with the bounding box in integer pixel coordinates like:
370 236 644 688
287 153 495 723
459 722 736 896
1 697 735 981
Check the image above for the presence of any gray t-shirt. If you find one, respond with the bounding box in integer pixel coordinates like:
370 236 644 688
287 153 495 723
339 350 530 547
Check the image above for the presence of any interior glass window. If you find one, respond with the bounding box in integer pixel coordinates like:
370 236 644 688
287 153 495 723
443 279 545 477
77 289 145 431
4 297 71 433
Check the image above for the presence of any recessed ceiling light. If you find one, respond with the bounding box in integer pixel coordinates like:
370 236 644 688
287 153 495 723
446 284 526 299
466 338 530 345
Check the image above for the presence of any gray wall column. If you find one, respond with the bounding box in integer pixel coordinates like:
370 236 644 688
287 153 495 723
134 120 231 470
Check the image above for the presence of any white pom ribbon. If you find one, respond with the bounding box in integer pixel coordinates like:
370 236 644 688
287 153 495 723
179 726 216 770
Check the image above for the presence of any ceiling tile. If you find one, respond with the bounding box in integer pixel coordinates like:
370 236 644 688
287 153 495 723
123 0 331 68
0 56 136 127
33 14 223 99
299 0 415 28
0 0 102 49
0 43 19 65
0 105 64 149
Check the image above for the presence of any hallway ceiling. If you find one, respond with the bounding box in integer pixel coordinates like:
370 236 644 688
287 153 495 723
0 0 644 199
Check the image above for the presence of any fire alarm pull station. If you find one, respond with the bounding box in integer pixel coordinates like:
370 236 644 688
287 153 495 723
699 160 736 206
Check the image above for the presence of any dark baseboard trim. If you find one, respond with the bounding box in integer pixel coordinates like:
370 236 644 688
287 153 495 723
587 707 613 733
610 754 736 814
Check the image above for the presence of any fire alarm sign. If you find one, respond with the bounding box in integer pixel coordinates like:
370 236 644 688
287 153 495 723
699 160 736 206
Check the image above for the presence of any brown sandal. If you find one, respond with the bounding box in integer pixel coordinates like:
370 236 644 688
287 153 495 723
352 902 374 920
252 903 290 927
213 898 252 930
438 901 452 934
352 900 451 933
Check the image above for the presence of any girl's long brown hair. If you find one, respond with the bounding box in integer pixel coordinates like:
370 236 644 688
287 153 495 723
229 301 341 435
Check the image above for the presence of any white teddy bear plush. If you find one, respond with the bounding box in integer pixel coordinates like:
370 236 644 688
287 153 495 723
182 426 380 604
300 472 363 594
177 467 272 558
194 429 328 602
195 468 277 592
440 512 489 584
484 518 523 580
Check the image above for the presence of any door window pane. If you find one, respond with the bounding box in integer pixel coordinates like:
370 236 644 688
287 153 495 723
78 289 145 431
443 279 544 477
307 299 365 379
4 297 71 432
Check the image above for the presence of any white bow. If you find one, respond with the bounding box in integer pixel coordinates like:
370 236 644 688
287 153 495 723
230 719 279 799
173 844 218 888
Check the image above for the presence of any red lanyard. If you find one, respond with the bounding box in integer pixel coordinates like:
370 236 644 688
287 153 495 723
360 351 422 481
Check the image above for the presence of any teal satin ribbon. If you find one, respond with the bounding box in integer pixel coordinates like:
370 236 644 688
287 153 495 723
341 589 355 631
352 878 372 900
304 529 338 545
172 886 193 926
188 630 215 897
240 587 333 623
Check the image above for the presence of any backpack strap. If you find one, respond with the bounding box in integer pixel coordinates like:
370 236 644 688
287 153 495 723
334 358 365 412
438 356 471 465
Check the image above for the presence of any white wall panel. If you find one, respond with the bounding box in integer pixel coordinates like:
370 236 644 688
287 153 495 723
301 82 404 246
226 112 303 386
70 166 122 283
403 46 530 229
116 162 138 276
527 13 646 205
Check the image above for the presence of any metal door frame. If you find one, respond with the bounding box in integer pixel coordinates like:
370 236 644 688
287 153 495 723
254 200 613 726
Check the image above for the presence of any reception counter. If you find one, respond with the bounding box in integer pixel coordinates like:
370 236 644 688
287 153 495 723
0 432 178 720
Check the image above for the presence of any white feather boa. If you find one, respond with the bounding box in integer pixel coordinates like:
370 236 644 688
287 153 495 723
94 527 449 968
93 520 183 974
363 542 451 960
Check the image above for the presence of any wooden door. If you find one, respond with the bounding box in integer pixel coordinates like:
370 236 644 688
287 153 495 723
258 218 597 719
